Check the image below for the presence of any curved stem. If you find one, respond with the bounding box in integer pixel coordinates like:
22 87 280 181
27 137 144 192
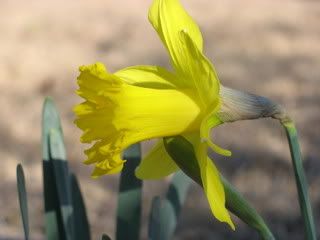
281 121 317 240
219 87 317 239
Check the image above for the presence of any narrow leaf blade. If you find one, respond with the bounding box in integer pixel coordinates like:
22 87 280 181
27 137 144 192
42 97 73 240
116 143 142 240
16 164 30 240
42 97 62 160
49 129 73 240
42 98 65 240
148 196 161 240
148 171 191 240
70 173 91 240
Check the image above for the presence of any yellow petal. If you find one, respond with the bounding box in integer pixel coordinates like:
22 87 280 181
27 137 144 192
135 140 178 179
115 65 176 89
200 111 232 157
74 62 201 176
91 164 124 178
207 141 232 157
189 134 234 229
178 31 220 107
148 0 203 87
149 0 203 51
149 0 221 107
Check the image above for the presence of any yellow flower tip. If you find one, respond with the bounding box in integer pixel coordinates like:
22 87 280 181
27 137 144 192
200 136 232 157
80 133 90 143
83 159 92 165
231 223 236 231
198 113 232 157
79 62 107 74
90 172 101 179
90 166 109 178
90 160 124 178
85 141 126 177
79 135 126 176
207 140 232 157
214 209 235 230
227 218 236 231
224 150 232 157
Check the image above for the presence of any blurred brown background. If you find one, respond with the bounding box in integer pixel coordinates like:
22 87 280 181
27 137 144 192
1 0 319 239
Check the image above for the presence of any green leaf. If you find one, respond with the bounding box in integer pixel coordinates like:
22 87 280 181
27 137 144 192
162 171 191 238
116 143 142 240
48 129 73 240
148 196 161 240
70 173 91 240
148 171 191 240
16 164 30 240
163 136 275 240
283 122 317 240
42 97 73 240
222 176 274 240
42 97 62 161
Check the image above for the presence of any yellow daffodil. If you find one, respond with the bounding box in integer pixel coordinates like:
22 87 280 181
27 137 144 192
74 0 234 229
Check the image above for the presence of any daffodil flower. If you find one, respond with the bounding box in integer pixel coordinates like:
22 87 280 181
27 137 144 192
74 0 234 229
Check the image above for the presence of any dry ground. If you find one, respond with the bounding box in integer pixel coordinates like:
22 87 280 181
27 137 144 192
0 0 319 239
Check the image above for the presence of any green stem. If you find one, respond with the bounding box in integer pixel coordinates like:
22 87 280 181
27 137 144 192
282 121 317 240
164 136 275 239
222 176 275 240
